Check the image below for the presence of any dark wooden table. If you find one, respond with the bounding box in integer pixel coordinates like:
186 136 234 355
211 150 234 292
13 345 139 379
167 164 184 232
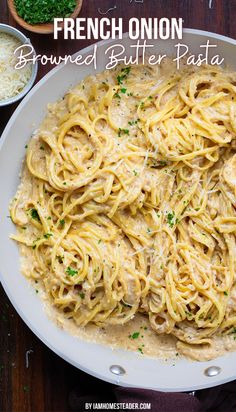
1 1 236 411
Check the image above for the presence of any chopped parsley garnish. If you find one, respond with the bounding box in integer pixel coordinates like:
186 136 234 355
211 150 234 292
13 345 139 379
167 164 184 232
59 219 65 227
40 145 45 150
120 88 127 94
43 233 53 239
224 291 228 296
98 239 102 244
117 67 131 85
114 92 121 99
79 292 85 299
185 311 192 317
167 211 176 228
15 0 77 25
138 347 143 354
130 332 140 339
128 119 139 126
66 266 78 276
133 170 138 176
30 208 40 222
147 228 151 234
25 145 28 149
118 128 129 137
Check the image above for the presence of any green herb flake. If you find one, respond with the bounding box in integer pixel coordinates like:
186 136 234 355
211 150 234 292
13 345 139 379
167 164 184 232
128 119 138 126
159 160 168 166
59 219 65 227
30 208 40 222
43 233 53 239
66 266 78 276
120 88 127 94
224 291 228 296
167 211 176 228
117 67 131 85
138 347 143 354
133 170 138 176
118 128 129 137
130 332 140 339
114 92 121 99
79 292 85 299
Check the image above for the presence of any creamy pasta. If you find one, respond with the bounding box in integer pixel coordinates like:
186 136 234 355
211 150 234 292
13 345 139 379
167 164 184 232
10 60 236 360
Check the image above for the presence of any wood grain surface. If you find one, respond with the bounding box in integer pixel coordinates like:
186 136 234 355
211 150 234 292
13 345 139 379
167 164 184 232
0 1 236 411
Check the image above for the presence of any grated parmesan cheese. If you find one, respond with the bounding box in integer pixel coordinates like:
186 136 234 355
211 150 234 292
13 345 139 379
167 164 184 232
0 33 32 101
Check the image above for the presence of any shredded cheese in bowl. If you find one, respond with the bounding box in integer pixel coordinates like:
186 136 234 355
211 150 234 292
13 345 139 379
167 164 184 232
0 32 32 102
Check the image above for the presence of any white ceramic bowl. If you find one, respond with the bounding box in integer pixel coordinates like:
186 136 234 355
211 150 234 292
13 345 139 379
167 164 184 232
0 23 38 107
0 29 236 392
